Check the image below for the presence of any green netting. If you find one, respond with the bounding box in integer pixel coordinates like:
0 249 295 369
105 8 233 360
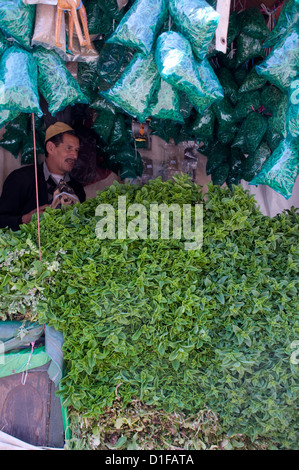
101 52 160 123
255 26 299 93
0 0 35 50
211 161 230 185
33 47 88 117
168 0 220 60
0 45 42 117
250 135 299 199
106 0 168 55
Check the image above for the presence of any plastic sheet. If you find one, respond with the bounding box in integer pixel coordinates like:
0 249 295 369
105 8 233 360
0 0 35 50
0 45 42 117
148 79 184 123
286 78 299 138
33 47 88 116
255 26 299 93
101 52 160 123
250 135 299 199
168 0 220 60
106 0 168 55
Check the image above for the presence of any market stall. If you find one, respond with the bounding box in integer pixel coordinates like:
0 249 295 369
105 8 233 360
0 0 298 451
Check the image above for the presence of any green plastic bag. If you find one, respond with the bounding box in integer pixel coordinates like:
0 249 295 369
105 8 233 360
212 97 236 127
244 112 268 153
241 141 271 182
232 112 268 154
206 142 230 175
228 147 244 183
0 0 35 50
250 135 299 199
148 79 184 122
190 106 215 140
211 161 230 185
155 31 205 109
106 142 143 180
255 26 299 93
101 52 160 123
106 0 168 55
77 61 100 105
236 33 265 67
238 63 267 94
237 7 269 40
0 29 9 58
216 67 239 104
194 58 224 113
286 78 299 138
33 47 88 117
85 0 116 36
261 85 283 115
263 0 299 48
0 108 19 130
266 94 288 152
168 0 220 60
0 45 42 117
97 43 135 92
233 90 262 121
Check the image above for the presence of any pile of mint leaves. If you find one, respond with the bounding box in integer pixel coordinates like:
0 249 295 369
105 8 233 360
0 175 298 449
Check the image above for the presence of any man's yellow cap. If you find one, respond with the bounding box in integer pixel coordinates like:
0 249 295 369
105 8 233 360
45 122 75 142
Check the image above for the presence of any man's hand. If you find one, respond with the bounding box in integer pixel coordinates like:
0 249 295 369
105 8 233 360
21 204 50 225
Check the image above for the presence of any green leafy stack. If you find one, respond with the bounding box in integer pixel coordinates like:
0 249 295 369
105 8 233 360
0 176 298 449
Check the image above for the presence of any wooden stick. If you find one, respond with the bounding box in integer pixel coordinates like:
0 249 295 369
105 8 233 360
215 0 231 53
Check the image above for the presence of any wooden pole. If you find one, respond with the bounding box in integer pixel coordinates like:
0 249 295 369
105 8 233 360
215 0 231 54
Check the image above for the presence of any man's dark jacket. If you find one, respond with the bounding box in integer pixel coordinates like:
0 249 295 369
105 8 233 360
0 163 86 231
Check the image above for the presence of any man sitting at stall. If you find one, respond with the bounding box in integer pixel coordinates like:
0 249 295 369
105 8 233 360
0 121 86 231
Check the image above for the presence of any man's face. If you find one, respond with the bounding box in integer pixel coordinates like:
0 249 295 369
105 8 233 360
46 133 80 175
